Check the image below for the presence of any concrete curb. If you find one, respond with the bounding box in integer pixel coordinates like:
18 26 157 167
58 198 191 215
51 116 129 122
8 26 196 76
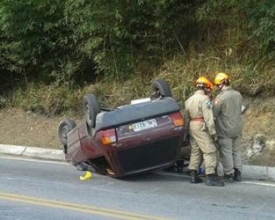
242 165 275 182
0 144 64 161
0 144 274 181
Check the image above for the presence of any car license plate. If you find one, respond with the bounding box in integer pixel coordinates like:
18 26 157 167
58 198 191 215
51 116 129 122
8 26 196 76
132 119 157 132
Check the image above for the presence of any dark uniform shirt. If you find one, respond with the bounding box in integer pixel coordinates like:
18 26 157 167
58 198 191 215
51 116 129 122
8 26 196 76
213 86 243 137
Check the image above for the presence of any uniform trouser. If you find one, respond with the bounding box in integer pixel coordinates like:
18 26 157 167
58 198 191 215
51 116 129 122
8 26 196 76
217 136 242 175
188 123 217 175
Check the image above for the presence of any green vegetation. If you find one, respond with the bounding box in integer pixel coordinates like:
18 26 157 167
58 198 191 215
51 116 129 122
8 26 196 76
1 0 275 115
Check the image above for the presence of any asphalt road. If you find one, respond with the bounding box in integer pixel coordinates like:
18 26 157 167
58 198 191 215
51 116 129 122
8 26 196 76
1 156 275 220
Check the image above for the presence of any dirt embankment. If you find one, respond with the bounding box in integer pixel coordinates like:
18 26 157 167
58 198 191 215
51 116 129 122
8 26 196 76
0 108 65 149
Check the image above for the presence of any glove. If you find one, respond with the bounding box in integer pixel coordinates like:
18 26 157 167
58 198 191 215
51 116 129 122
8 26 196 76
211 133 218 142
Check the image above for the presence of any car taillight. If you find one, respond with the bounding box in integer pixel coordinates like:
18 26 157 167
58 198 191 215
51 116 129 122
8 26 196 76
170 112 184 126
101 129 117 145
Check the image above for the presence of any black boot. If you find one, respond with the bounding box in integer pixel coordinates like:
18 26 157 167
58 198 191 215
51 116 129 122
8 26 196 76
224 173 234 183
190 170 203 183
234 168 242 181
205 174 225 187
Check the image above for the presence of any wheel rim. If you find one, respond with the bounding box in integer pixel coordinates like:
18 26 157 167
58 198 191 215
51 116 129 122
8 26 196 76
151 90 161 99
61 126 69 139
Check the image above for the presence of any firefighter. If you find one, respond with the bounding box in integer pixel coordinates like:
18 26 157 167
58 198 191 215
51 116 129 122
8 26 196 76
213 72 243 182
185 76 224 187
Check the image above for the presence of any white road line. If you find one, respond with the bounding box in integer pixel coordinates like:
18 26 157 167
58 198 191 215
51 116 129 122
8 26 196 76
160 171 275 187
241 181 275 187
0 155 68 165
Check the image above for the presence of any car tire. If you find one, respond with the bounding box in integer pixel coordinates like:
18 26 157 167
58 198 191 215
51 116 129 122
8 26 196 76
57 118 76 152
83 94 101 128
151 79 172 99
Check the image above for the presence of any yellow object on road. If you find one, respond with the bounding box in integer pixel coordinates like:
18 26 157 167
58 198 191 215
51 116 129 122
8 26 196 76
79 171 92 181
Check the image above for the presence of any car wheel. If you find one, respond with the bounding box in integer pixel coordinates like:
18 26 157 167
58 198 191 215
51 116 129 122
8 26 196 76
83 94 101 128
151 79 172 99
57 118 76 151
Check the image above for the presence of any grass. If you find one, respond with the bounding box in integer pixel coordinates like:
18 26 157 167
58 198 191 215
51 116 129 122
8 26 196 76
4 52 275 118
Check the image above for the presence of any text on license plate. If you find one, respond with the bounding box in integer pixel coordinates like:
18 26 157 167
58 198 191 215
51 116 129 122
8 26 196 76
131 119 157 132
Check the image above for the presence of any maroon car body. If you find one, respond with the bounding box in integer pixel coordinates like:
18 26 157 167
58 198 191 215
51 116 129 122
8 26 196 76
58 80 186 178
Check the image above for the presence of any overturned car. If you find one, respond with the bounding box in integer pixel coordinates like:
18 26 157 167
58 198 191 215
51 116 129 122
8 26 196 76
57 79 186 178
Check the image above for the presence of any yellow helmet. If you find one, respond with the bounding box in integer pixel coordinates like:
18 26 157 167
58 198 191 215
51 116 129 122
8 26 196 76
196 76 214 90
214 72 229 85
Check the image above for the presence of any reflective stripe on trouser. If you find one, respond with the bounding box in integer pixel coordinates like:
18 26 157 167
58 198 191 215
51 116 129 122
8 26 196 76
188 123 217 175
218 136 242 175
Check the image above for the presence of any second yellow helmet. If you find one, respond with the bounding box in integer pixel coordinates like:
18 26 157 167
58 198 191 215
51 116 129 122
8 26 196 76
214 72 229 85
